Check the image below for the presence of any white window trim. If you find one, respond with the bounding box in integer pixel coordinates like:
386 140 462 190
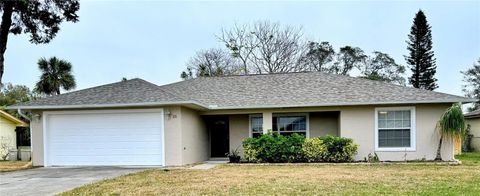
249 113 310 138
272 113 310 138
249 114 263 138
374 106 416 152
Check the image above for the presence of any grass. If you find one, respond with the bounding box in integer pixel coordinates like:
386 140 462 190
62 153 480 195
0 160 32 172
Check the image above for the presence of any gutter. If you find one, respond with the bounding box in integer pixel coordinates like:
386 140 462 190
17 108 33 159
7 98 477 111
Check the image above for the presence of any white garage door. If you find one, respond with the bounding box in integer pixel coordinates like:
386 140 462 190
44 109 164 166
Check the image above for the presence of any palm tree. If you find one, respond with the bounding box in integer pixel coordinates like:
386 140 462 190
34 57 76 95
435 103 466 160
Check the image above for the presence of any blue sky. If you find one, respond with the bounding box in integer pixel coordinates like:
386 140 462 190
4 0 480 96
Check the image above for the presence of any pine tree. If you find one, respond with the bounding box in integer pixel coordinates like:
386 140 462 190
405 10 438 90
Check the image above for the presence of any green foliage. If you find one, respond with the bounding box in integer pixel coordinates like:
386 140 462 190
366 152 380 163
439 103 465 138
302 137 327 162
34 57 76 95
463 124 474 152
435 103 466 160
461 58 480 111
243 134 358 163
0 83 35 106
242 133 305 163
0 83 41 119
405 10 438 90
360 51 406 86
320 135 359 162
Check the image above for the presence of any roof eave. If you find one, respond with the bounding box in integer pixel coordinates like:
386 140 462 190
6 101 209 111
207 99 476 110
6 98 475 111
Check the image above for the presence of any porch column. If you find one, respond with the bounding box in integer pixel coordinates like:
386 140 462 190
262 112 272 134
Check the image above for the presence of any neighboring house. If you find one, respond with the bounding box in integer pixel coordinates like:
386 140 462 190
465 109 480 151
0 110 28 159
7 72 476 166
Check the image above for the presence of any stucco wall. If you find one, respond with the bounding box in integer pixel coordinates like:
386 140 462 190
309 112 339 137
229 114 249 156
0 117 17 159
30 107 191 166
163 106 183 166
205 103 454 162
466 118 480 152
340 104 453 161
30 111 43 166
180 107 209 165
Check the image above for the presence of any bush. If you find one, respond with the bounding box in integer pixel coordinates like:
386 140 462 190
243 133 358 163
320 135 358 162
302 138 327 162
243 133 305 163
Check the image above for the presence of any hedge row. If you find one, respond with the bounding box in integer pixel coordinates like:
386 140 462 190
242 133 358 163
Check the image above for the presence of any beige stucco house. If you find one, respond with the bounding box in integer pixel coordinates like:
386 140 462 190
0 110 28 160
465 109 480 151
7 72 476 166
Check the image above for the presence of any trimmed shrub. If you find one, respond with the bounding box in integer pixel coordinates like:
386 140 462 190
320 135 358 162
242 133 305 163
302 137 327 162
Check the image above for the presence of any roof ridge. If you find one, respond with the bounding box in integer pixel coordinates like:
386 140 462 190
161 71 465 98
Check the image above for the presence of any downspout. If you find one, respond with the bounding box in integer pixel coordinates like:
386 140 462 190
17 108 32 159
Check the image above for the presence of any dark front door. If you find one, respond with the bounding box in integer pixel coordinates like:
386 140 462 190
208 116 229 157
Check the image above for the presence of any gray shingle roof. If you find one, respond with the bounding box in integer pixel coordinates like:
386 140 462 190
9 72 476 110
465 109 480 118
160 72 474 109
10 79 188 108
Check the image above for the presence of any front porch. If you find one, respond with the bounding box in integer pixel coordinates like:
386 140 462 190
204 111 340 157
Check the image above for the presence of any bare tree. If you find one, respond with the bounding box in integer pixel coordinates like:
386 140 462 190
218 21 307 74
181 48 240 80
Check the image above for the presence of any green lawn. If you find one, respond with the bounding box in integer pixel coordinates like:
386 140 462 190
62 153 480 195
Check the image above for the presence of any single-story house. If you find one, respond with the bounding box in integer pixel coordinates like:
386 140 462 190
7 72 476 166
0 110 29 159
465 109 480 151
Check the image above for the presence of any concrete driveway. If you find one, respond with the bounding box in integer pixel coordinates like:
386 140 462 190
0 167 147 196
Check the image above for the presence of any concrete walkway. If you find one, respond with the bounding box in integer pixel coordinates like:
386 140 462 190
189 160 228 170
0 167 146 196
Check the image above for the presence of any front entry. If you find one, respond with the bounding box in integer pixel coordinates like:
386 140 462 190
207 116 229 157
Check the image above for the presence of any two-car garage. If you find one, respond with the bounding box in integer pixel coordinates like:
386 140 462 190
43 109 165 166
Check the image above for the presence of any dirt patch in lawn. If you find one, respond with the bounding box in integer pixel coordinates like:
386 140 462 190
0 161 32 172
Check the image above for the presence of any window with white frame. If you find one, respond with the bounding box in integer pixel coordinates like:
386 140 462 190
376 107 415 151
272 114 307 136
250 116 263 138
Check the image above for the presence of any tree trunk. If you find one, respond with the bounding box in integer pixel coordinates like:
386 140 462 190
0 2 14 85
435 136 443 161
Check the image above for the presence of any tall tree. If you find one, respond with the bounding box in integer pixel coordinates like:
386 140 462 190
300 41 336 72
405 10 438 90
34 57 76 95
181 48 240 80
462 58 480 112
332 46 367 75
360 51 406 85
0 82 40 120
0 0 80 85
